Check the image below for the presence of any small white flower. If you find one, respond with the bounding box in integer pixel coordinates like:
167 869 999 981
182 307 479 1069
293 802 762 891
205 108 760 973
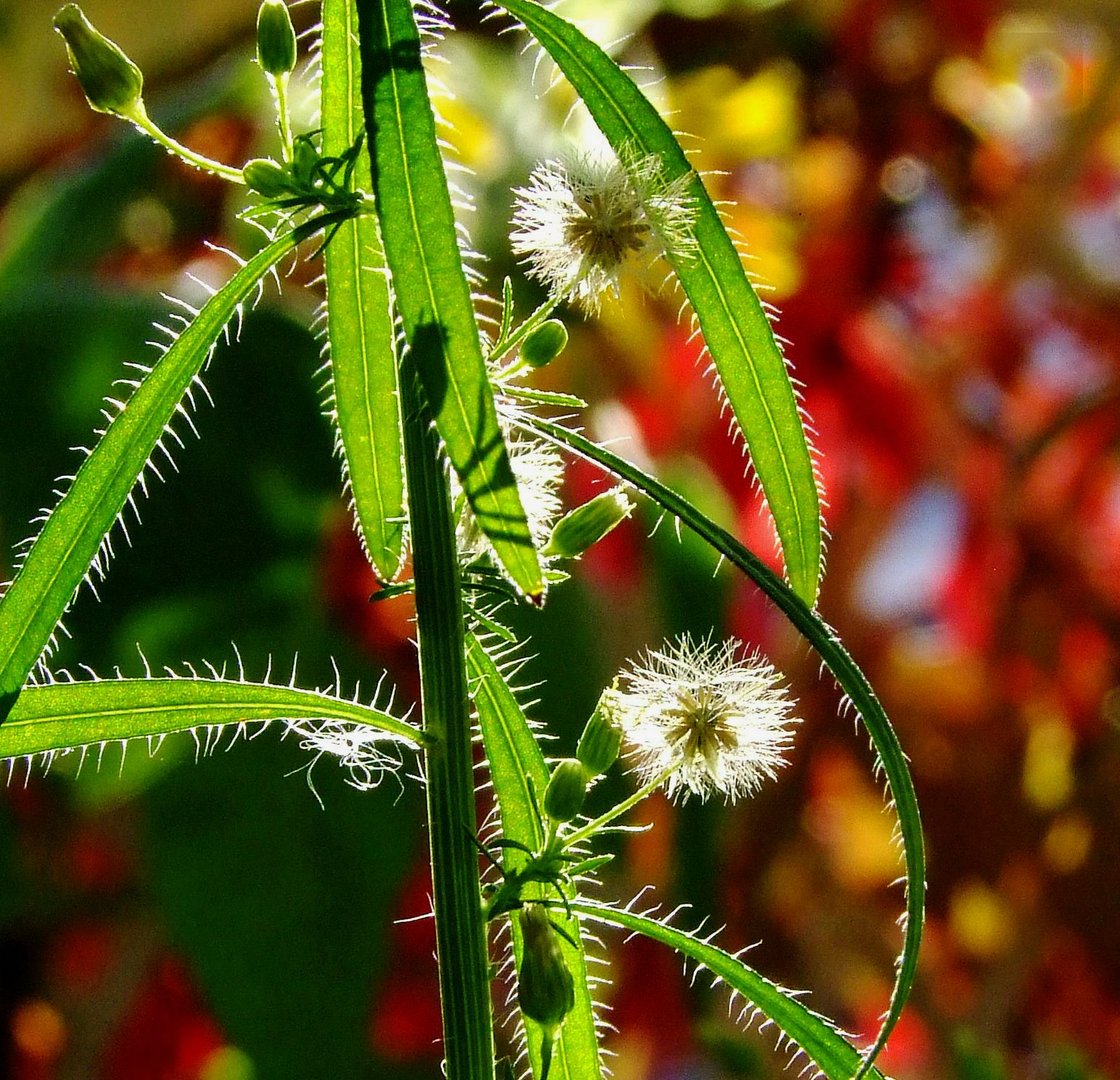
605 635 798 803
454 431 565 561
510 150 697 312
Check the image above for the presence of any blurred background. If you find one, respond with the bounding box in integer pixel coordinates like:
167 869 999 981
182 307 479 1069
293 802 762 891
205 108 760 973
2 0 1119 1077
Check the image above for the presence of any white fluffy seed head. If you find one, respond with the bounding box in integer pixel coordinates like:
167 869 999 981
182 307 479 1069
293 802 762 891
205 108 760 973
606 635 798 803
510 149 697 313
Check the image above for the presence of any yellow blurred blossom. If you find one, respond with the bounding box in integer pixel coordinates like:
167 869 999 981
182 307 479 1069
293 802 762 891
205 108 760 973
1043 812 1092 875
670 62 803 167
1022 705 1075 811
949 880 1013 959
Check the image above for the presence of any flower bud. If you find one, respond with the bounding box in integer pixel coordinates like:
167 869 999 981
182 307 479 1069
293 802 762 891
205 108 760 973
517 905 575 1033
521 319 568 368
53 4 144 119
290 135 319 187
542 487 632 559
576 693 623 777
543 759 588 823
256 0 297 78
243 157 291 197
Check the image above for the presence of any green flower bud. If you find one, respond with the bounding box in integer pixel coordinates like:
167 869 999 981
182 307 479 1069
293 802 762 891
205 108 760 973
521 319 568 369
53 4 145 119
576 693 623 777
542 487 632 559
256 0 297 78
543 758 588 823
290 135 319 187
517 905 575 1077
243 157 291 197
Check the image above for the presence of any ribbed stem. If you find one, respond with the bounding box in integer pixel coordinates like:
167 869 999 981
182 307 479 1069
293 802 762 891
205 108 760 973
400 354 495 1080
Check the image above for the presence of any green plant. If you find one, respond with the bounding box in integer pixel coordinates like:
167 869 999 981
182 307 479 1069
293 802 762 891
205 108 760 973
0 2 925 1077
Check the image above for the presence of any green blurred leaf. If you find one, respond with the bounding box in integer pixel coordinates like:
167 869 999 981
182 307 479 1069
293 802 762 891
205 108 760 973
144 733 424 1080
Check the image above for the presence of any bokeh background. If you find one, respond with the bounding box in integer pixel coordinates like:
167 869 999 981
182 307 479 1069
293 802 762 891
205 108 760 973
2 0 1119 1077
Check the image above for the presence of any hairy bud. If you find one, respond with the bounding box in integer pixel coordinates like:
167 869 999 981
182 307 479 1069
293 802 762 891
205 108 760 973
53 4 144 119
521 319 569 369
576 694 623 777
517 906 575 1080
256 0 297 78
543 487 632 559
543 758 588 823
243 157 291 197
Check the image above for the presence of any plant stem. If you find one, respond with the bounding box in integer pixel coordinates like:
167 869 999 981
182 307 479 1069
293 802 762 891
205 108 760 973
271 74 296 162
128 107 245 184
559 767 673 853
399 353 496 1080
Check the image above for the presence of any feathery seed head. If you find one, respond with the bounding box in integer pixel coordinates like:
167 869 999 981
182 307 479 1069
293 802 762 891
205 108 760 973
608 635 798 803
510 150 697 313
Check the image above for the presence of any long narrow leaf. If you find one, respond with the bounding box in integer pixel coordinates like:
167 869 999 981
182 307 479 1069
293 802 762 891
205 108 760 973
572 900 885 1080
0 219 338 721
466 633 604 1080
496 0 822 608
0 675 424 761
517 413 923 1079
355 0 543 599
321 0 406 581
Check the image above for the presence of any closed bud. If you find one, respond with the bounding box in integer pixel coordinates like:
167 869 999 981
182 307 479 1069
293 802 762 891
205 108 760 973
291 135 319 186
53 4 144 119
256 0 297 78
576 693 622 776
243 157 291 197
542 487 632 559
517 905 575 1034
543 758 588 823
521 319 568 368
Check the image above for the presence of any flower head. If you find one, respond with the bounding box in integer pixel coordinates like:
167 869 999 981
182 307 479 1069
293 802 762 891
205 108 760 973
510 150 697 312
605 635 798 803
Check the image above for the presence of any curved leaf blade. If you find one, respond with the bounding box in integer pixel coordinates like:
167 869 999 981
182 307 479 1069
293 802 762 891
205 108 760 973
573 900 885 1080
0 221 332 717
496 0 822 607
517 413 924 1079
466 633 604 1080
1 676 424 760
355 0 543 599
322 0 406 581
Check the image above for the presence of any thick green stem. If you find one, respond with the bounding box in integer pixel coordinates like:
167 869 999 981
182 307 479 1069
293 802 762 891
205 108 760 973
400 355 496 1080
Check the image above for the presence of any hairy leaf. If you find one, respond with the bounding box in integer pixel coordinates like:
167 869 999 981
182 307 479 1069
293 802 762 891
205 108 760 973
467 634 604 1080
0 675 423 760
0 219 338 720
496 0 822 608
574 900 885 1080
518 413 924 1079
355 0 543 599
322 0 405 581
